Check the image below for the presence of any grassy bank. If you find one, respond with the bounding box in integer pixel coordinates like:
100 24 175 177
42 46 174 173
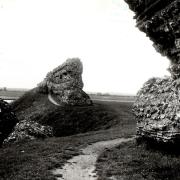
0 101 135 180
11 89 134 137
96 140 180 180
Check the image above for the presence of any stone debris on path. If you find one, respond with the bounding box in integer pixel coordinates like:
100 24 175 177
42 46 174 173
52 137 134 180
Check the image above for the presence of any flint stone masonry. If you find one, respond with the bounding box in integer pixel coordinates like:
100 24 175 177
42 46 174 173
4 120 53 144
133 77 180 143
124 0 180 143
8 58 92 143
125 0 180 78
38 58 92 106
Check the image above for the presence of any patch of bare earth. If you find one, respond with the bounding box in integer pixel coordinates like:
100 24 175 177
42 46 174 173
52 137 134 180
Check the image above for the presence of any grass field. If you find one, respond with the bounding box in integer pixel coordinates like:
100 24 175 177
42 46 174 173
1 96 179 180
89 94 136 102
10 88 135 137
0 89 136 102
96 140 180 180
0 90 25 100
0 100 135 180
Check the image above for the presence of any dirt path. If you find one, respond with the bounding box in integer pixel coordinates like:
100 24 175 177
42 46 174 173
52 137 134 180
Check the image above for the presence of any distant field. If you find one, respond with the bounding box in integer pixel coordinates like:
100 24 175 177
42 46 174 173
0 90 136 102
0 90 25 100
89 94 136 102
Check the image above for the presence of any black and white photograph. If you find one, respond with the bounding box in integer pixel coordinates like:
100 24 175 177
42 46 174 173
0 0 179 179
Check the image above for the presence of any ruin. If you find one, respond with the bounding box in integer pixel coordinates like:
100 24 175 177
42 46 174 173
5 58 93 143
125 0 180 143
38 58 92 106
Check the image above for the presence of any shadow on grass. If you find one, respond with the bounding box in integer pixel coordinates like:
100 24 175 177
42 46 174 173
136 137 180 156
96 139 180 180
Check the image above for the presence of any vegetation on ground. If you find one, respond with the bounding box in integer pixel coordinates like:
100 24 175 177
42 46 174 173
0 101 135 180
0 99 17 146
0 90 25 99
96 140 180 180
12 89 134 137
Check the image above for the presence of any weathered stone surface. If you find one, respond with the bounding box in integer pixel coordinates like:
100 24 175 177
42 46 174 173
124 0 180 144
4 120 53 144
0 99 17 146
7 58 93 143
125 0 180 78
38 58 92 105
133 77 180 143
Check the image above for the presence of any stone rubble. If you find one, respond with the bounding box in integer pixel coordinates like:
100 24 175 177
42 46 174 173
4 120 53 144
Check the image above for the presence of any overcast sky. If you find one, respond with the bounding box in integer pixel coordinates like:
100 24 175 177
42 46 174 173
0 0 170 94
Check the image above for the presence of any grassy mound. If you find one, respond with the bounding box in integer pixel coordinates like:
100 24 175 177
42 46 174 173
96 140 180 180
12 88 133 137
0 137 81 180
0 100 135 180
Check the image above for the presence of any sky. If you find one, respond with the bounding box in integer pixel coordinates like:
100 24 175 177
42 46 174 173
0 0 170 95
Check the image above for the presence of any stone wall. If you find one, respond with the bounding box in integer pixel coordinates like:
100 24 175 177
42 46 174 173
133 77 180 142
125 0 180 78
38 58 92 106
125 0 180 143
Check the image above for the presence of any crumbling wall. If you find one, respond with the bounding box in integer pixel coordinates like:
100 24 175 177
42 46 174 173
38 58 92 106
125 0 180 78
125 0 180 143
